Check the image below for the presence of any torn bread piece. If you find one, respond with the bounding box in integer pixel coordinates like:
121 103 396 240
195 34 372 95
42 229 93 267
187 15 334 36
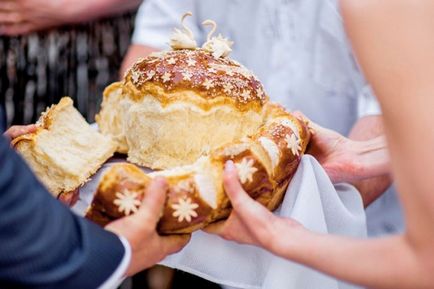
13 97 117 200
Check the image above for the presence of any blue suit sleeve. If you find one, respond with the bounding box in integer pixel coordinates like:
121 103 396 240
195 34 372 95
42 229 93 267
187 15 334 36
0 135 125 289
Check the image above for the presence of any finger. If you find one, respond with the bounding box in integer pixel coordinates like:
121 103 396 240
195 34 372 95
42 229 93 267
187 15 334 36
223 161 275 234
292 110 307 120
138 177 168 225
0 22 32 36
0 12 23 24
5 124 37 139
161 234 191 255
202 220 225 235
223 160 253 207
0 2 18 12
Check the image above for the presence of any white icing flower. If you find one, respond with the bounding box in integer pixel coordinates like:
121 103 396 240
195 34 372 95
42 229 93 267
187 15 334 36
162 72 172 83
182 71 193 81
113 189 141 216
167 57 176 65
235 158 258 184
285 133 301 156
146 70 156 80
203 78 214 90
172 197 199 222
131 70 142 84
240 90 250 101
186 58 196 67
223 83 234 94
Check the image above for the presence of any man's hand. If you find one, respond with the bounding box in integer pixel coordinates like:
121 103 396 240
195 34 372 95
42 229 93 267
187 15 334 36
4 124 37 141
205 161 304 253
0 0 141 36
294 112 390 185
105 177 190 276
0 0 72 36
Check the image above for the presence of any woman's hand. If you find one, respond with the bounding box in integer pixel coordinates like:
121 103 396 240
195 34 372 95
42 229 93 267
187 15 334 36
205 161 304 254
3 124 37 141
106 177 191 276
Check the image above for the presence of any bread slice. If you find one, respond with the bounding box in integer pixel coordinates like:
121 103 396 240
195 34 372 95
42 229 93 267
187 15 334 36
13 97 117 197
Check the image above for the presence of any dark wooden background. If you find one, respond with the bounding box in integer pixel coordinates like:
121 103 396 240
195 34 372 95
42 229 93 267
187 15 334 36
0 13 135 126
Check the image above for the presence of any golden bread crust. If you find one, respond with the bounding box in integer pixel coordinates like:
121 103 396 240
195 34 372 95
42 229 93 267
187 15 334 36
125 50 268 108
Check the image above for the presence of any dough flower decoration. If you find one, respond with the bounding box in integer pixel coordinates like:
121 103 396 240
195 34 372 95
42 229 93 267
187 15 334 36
170 12 198 50
286 133 301 156
202 19 234 59
172 197 199 222
113 189 141 216
235 158 258 184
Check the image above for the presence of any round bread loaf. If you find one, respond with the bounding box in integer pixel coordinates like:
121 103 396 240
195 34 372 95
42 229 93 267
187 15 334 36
97 49 269 169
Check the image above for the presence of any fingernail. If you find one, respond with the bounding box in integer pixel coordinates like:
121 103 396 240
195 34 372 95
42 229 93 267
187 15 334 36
225 160 235 172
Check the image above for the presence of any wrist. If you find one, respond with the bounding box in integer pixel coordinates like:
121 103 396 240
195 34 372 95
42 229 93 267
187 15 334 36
269 219 309 260
352 136 389 179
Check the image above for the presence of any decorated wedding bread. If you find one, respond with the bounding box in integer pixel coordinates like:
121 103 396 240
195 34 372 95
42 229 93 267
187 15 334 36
11 13 311 233
86 13 312 234
12 97 117 204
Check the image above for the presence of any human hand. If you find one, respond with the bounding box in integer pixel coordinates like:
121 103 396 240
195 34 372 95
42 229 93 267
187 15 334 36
293 112 389 183
0 0 141 36
0 0 75 35
4 124 37 141
105 177 190 276
205 161 304 254
58 189 80 207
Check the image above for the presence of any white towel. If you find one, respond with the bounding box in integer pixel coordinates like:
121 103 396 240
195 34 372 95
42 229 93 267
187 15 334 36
74 155 366 289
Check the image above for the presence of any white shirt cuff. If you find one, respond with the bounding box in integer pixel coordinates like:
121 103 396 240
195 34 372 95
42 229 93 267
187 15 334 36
98 236 132 289
357 85 382 117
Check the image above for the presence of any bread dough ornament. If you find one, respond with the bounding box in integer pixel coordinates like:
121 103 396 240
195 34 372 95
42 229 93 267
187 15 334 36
169 12 198 50
202 19 234 59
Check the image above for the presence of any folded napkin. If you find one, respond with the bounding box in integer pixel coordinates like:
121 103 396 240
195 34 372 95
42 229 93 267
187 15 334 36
74 155 366 289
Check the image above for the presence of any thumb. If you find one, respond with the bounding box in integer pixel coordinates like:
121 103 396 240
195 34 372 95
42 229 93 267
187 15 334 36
5 124 37 139
223 161 272 223
137 177 168 226
160 234 191 255
223 160 251 207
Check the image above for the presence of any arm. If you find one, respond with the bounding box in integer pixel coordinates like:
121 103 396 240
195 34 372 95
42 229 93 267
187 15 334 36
348 115 392 206
0 0 141 36
208 161 433 289
0 134 188 286
209 1 434 288
120 44 159 78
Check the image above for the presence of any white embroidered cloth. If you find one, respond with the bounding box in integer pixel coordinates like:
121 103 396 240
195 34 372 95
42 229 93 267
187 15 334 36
74 155 366 289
